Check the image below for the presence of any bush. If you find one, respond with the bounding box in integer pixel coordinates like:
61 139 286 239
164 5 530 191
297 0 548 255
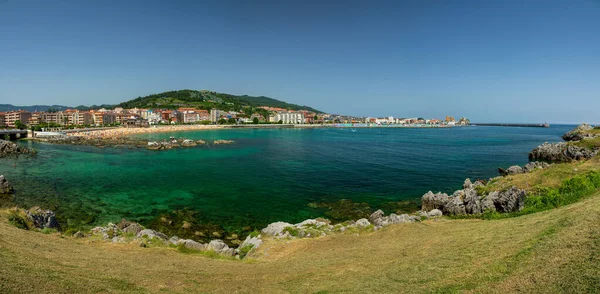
238 244 254 259
8 209 33 230
282 226 299 237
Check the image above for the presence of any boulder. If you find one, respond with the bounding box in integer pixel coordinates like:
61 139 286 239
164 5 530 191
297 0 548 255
26 207 59 229
420 178 527 215
239 235 262 251
562 124 594 141
181 139 197 147
0 175 15 194
529 142 598 162
122 223 144 235
421 191 450 212
506 165 523 175
355 218 371 227
207 240 235 256
137 229 168 240
492 187 526 213
523 161 550 173
427 209 443 218
0 140 32 158
213 140 234 145
261 221 293 237
177 239 206 251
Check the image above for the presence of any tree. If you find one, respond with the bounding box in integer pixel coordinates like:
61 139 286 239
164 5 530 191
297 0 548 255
253 117 259 124
14 120 25 130
218 118 227 125
227 118 236 124
278 120 283 124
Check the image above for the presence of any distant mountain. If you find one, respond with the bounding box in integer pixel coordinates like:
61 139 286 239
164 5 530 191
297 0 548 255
0 104 71 112
117 89 322 113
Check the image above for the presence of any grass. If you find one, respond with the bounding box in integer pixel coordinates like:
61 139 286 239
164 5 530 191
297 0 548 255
1 191 599 293
573 136 600 150
485 155 600 192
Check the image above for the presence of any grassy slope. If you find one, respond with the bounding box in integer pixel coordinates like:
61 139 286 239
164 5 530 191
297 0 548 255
485 156 600 192
1 192 599 293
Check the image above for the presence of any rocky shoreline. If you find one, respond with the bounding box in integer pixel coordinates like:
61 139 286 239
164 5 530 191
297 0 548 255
43 136 234 150
3 124 598 259
0 139 35 158
529 124 600 162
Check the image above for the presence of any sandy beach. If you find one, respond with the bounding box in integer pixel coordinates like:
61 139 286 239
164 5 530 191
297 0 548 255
67 125 227 139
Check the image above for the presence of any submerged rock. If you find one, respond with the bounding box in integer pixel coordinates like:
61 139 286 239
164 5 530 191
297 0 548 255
181 139 197 147
213 139 234 145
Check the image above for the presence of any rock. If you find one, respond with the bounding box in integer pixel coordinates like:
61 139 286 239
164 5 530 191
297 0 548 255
207 240 235 256
421 191 450 212
261 221 293 236
295 219 328 228
562 124 594 141
213 139 234 145
169 236 180 245
239 235 262 251
0 140 32 158
368 210 385 225
421 178 527 215
0 175 15 194
196 140 207 145
137 229 168 240
73 231 85 238
177 239 206 251
26 207 59 229
523 161 550 173
506 165 523 175
492 187 527 213
427 209 443 217
529 142 598 162
122 223 144 235
355 218 371 227
181 139 197 147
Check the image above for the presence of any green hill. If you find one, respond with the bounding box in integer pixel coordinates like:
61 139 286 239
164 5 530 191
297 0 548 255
117 90 322 113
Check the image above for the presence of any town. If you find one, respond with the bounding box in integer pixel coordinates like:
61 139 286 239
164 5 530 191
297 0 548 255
0 107 470 130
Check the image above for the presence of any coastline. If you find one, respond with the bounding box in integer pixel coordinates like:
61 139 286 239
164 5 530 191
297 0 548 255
64 123 459 139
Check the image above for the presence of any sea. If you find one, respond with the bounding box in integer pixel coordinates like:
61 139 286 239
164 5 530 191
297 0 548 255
0 125 573 232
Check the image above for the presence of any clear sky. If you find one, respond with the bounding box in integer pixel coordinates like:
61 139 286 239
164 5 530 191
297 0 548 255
1 0 599 123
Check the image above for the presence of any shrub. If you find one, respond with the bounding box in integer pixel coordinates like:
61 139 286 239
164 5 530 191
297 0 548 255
7 209 33 230
238 244 254 259
282 226 299 237
248 230 260 238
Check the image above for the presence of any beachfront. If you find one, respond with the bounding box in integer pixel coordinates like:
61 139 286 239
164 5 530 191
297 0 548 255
68 125 227 139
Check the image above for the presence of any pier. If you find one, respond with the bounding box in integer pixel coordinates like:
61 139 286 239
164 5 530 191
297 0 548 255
473 123 550 128
0 129 28 140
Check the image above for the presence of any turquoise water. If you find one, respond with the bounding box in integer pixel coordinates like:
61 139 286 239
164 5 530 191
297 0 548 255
0 125 573 232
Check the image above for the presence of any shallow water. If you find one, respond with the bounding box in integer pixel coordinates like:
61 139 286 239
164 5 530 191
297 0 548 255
0 125 573 231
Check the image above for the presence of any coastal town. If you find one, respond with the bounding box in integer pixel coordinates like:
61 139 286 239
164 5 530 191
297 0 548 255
0 107 470 130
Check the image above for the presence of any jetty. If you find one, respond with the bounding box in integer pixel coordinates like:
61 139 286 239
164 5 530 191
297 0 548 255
473 123 550 128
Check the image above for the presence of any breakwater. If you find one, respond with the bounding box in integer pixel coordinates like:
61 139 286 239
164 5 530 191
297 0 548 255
473 123 549 128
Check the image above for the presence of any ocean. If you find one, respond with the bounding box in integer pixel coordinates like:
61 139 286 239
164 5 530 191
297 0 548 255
0 125 573 233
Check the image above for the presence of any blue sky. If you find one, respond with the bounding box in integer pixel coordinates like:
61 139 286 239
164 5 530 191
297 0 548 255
1 0 599 123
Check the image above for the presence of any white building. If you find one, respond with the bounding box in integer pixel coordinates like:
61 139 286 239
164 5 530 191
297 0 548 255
274 112 305 124
210 109 221 123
